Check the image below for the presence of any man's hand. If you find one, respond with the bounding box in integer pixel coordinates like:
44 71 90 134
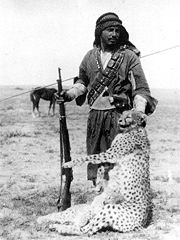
63 161 74 168
55 90 73 104
109 93 131 111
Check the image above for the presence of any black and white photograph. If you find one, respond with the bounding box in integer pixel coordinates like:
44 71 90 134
0 0 180 239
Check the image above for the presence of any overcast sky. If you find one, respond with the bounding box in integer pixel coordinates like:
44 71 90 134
0 0 180 89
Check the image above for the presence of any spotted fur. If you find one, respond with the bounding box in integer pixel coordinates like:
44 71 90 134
37 111 152 235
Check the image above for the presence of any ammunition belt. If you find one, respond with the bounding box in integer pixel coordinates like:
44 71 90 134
88 47 125 106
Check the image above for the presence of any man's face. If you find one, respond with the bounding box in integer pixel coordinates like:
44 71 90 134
100 26 120 49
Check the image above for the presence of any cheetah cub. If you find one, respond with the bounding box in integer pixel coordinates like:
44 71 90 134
37 110 152 236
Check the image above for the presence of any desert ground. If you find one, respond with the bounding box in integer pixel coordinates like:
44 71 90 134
0 85 180 240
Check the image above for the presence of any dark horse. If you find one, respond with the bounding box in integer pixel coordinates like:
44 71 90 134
30 87 57 117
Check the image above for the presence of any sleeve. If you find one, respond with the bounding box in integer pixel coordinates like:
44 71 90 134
66 51 92 101
133 95 147 113
67 83 87 99
128 52 158 115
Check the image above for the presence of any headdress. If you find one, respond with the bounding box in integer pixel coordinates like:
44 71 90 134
94 12 129 47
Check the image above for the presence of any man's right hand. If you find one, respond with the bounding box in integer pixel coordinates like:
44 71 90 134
55 90 73 104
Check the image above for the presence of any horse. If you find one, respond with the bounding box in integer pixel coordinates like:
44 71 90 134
30 87 57 117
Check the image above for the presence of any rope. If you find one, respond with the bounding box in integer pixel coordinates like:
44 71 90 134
141 45 180 59
0 77 74 103
0 44 180 103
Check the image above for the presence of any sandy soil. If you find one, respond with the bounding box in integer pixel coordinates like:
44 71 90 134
0 86 180 240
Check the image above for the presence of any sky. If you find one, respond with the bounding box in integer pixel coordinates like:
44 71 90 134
0 0 180 89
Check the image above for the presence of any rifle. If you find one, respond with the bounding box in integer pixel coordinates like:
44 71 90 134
56 67 73 211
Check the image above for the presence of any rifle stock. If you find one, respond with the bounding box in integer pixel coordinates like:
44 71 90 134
56 68 73 211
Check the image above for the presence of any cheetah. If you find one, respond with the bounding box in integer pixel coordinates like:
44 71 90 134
37 110 152 235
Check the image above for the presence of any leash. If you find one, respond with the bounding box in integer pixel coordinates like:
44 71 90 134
141 45 180 59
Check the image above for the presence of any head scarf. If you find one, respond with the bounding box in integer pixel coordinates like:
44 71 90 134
94 12 130 48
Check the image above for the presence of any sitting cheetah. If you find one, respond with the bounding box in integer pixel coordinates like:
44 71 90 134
37 110 152 235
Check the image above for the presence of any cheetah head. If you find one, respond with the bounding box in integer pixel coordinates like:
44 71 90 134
118 109 147 132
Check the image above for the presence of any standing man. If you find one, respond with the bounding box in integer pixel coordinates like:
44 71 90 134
58 12 157 185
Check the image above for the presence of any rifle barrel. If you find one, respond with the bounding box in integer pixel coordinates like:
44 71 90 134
57 68 64 209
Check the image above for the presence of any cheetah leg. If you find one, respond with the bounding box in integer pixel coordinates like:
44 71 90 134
80 208 109 235
63 153 117 168
37 205 87 225
49 223 82 235
37 211 74 225
81 203 145 235
37 204 92 236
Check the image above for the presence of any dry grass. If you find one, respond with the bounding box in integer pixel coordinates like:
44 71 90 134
0 86 180 239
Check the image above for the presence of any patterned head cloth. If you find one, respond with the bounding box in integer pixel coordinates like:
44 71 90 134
94 12 129 47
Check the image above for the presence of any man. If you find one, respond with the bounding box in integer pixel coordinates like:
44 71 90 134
58 12 157 185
